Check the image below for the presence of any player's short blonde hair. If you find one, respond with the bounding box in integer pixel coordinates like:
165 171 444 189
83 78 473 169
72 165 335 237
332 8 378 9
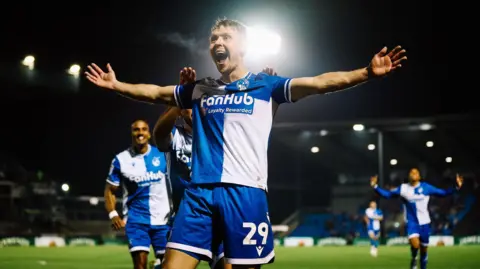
210 17 247 38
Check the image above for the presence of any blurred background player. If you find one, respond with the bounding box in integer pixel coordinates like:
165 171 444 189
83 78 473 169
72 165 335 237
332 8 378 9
86 17 407 269
104 120 171 269
364 201 383 257
370 168 463 269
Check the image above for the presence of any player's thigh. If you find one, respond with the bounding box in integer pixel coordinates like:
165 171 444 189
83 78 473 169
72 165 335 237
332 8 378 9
167 185 215 261
149 225 170 257
218 185 275 266
419 224 431 247
368 230 376 240
407 223 421 247
163 248 200 269
126 222 152 253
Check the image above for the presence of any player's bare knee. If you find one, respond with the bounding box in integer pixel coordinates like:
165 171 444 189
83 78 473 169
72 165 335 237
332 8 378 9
410 238 420 249
420 245 428 253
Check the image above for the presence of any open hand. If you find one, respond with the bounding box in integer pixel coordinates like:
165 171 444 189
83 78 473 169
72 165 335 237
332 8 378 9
369 46 407 77
456 174 464 189
370 175 378 187
85 63 117 89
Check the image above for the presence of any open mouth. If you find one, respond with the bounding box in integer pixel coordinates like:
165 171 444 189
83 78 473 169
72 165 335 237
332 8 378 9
137 135 145 141
214 50 229 64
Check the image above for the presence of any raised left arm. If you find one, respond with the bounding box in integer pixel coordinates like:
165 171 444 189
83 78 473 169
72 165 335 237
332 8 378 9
426 175 463 197
289 46 406 102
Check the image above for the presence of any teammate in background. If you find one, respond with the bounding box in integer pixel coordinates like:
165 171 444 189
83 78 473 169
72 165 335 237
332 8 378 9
87 18 407 269
364 201 383 257
104 120 171 269
153 68 195 216
370 168 463 269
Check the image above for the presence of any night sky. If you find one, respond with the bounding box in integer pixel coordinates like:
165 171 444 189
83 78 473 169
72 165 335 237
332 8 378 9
0 0 465 200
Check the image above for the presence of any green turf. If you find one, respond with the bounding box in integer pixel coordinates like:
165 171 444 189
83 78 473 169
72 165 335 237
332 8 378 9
0 246 478 269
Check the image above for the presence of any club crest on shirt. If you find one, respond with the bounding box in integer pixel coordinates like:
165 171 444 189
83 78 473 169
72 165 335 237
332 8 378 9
152 157 161 167
236 78 249 91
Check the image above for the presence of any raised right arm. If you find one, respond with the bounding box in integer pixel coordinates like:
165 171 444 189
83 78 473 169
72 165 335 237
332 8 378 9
112 81 177 105
85 63 191 106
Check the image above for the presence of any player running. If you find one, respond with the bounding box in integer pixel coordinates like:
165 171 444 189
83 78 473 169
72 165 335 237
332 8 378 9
370 168 463 269
364 201 383 257
104 120 171 269
87 18 407 269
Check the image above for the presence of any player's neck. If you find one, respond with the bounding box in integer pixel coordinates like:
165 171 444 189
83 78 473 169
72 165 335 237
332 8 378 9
221 65 249 83
133 144 149 155
409 181 420 187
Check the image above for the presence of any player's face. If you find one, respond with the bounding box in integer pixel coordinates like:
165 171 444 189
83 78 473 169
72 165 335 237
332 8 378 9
181 109 193 127
131 121 151 147
370 201 377 209
409 168 421 183
209 26 245 74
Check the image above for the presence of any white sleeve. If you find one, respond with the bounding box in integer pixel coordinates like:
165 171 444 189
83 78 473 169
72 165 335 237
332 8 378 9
365 209 375 219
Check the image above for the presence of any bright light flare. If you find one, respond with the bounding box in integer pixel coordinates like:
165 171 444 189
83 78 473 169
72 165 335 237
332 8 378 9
311 146 319 153
89 197 99 206
68 64 81 76
246 27 281 57
61 183 70 192
353 124 364 131
419 123 433 131
22 55 35 69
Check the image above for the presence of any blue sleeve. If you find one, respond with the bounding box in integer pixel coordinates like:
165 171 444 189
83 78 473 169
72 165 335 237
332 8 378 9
374 185 401 199
258 73 293 104
173 83 195 109
377 210 383 217
423 183 456 197
106 157 121 186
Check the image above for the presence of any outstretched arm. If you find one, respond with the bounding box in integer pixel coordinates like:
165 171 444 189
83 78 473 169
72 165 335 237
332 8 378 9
85 63 179 105
289 46 407 102
425 174 463 197
370 175 401 199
